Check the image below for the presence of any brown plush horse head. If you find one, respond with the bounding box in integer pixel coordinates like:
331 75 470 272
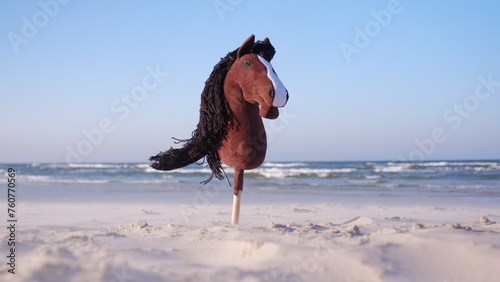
150 35 288 223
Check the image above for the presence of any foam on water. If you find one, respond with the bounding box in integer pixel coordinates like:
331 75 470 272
2 161 500 195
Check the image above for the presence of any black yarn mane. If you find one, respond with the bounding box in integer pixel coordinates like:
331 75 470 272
149 41 276 184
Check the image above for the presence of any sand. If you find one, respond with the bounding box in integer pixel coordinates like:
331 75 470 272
2 188 500 282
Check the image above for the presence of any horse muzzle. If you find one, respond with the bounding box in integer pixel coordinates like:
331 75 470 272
271 88 288 107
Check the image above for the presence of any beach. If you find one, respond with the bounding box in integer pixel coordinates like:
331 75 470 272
1 162 500 281
4 1 500 281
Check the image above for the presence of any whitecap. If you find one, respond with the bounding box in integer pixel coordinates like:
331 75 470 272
261 162 307 168
374 164 410 173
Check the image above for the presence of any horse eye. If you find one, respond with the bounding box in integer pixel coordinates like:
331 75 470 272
242 60 251 67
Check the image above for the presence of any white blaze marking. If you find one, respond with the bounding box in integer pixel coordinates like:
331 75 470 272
257 55 288 107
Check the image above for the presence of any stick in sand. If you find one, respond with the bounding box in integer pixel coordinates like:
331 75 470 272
231 168 244 224
231 190 242 224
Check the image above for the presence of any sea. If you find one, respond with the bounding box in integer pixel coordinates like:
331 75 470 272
2 161 500 203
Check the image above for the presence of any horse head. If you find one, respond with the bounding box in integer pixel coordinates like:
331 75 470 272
225 35 289 120
150 34 288 184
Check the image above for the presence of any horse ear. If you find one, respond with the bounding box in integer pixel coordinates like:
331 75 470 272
237 34 255 59
263 37 271 45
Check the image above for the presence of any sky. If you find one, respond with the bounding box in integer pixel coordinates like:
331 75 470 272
1 0 500 163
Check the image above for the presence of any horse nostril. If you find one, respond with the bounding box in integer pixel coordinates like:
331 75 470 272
269 89 275 98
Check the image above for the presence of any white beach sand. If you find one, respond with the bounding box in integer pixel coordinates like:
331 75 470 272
2 187 500 282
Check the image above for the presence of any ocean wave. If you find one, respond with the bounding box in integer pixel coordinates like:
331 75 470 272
22 174 178 185
3 161 499 190
140 166 164 174
249 167 357 179
374 164 412 173
173 167 223 174
24 175 111 184
378 161 500 174
261 162 308 168
68 163 121 169
419 161 449 167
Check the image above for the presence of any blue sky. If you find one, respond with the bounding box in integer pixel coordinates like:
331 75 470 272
1 0 499 163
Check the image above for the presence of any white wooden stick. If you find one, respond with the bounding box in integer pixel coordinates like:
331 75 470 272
231 190 242 224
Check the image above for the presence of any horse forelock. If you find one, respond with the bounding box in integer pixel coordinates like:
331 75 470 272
251 40 276 62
